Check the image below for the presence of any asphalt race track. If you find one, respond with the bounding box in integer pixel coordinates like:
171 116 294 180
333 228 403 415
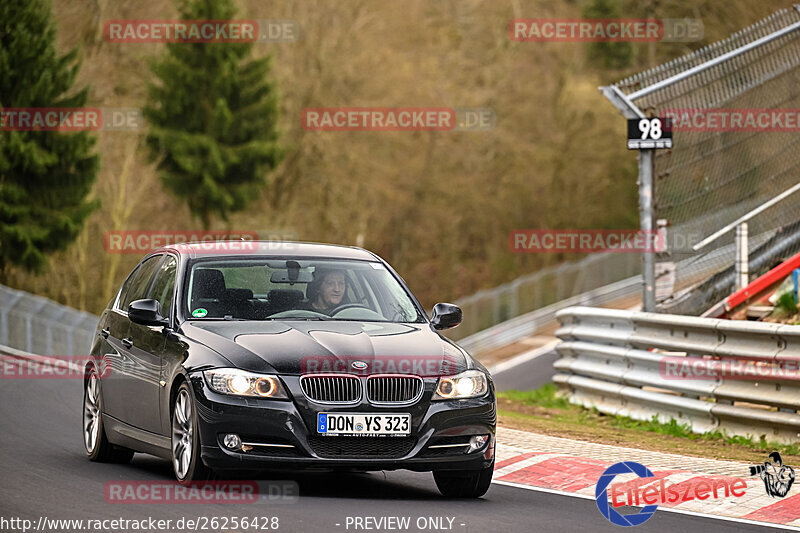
0 378 780 533
492 349 559 392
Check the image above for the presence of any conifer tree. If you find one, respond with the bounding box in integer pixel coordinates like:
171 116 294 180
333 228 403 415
0 0 99 275
583 0 634 69
145 0 283 228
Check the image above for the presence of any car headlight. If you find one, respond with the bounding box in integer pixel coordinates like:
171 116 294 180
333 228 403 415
203 368 289 399
432 370 488 400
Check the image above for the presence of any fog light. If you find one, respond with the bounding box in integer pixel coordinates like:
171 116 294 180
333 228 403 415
223 433 241 450
468 434 490 453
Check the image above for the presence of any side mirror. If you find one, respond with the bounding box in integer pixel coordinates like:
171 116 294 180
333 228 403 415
430 303 462 330
128 299 168 327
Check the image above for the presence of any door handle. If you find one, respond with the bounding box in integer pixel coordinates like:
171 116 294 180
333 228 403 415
122 337 133 348
100 327 110 339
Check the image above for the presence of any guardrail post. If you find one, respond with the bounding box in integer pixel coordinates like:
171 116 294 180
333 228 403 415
735 222 749 290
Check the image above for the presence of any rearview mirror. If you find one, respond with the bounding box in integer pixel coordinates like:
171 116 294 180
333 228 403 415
430 303 462 330
270 270 314 284
128 299 169 327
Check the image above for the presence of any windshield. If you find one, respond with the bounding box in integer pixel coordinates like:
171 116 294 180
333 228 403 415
185 258 424 323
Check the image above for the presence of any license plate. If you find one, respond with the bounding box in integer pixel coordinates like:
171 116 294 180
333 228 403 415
317 413 410 436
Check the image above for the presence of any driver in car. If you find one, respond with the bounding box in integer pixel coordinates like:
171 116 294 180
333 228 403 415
302 269 347 315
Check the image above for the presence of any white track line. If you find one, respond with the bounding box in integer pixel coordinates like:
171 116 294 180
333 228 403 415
489 340 560 376
1 352 82 373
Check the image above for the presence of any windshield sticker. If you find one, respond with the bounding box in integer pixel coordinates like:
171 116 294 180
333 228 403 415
192 308 208 318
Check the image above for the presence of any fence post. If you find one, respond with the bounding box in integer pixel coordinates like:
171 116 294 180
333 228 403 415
639 149 656 312
0 292 23 346
556 264 568 301
46 308 68 355
510 279 521 317
735 222 749 290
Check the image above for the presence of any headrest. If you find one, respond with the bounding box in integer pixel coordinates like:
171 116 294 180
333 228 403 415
192 269 226 300
223 288 254 301
268 289 304 306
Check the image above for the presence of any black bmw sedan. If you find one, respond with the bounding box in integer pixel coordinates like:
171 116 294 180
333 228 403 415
84 241 496 497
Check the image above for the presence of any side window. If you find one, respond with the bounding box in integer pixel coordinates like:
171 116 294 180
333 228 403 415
121 255 163 311
148 256 178 318
345 271 366 305
115 268 138 311
369 267 418 322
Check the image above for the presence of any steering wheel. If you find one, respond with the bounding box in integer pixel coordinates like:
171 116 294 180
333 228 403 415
328 303 371 315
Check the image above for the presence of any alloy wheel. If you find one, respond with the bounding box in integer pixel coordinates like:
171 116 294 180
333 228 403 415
83 373 100 452
172 388 194 479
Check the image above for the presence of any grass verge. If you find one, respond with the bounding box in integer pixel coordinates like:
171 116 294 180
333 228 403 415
498 384 800 465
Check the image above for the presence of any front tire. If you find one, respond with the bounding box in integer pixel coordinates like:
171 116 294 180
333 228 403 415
171 382 213 483
433 461 494 498
83 368 134 463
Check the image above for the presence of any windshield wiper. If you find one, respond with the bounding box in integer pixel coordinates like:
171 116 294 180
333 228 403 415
269 316 333 321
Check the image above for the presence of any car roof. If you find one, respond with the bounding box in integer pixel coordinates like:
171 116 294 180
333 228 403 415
155 240 379 261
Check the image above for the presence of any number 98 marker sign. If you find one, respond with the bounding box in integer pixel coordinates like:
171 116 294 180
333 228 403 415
627 117 673 149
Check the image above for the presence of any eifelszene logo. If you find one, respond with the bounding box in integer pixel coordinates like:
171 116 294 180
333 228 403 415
596 461 749 526
750 452 795 498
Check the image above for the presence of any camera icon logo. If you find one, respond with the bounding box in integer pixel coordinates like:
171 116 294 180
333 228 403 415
750 452 795 498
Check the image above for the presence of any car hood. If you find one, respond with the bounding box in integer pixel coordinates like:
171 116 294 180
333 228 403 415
181 320 469 376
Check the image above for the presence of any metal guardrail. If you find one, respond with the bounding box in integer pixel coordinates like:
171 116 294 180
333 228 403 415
0 284 98 356
449 252 641 341
554 306 800 444
456 275 640 354
457 249 732 355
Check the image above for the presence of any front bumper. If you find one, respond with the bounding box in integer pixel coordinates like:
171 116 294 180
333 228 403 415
189 373 496 473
